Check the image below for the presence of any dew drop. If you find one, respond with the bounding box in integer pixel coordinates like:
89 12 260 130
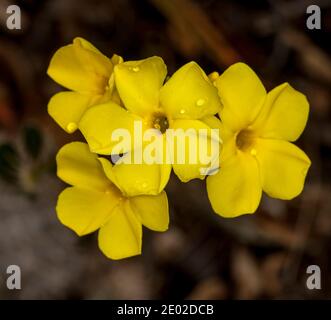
196 99 205 107
180 109 185 114
250 148 257 156
208 71 219 83
132 66 140 72
67 122 77 133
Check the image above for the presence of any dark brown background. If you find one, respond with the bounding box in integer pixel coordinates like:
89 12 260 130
0 0 330 299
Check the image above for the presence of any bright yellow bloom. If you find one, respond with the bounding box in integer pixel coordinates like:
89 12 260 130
47 37 123 133
79 57 221 195
56 142 169 260
206 63 311 217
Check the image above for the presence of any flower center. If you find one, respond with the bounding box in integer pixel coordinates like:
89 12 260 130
236 130 256 152
152 113 169 134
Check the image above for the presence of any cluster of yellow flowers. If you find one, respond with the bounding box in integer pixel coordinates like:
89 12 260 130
47 37 311 260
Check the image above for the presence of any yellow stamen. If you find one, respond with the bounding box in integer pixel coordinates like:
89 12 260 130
152 113 169 134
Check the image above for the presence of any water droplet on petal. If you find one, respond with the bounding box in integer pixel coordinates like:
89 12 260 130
196 99 205 107
180 109 185 114
132 66 140 72
142 182 148 188
208 71 219 82
250 148 257 156
67 122 77 133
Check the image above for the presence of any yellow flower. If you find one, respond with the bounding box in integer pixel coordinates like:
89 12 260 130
206 63 311 217
79 56 222 195
56 142 169 260
47 37 123 133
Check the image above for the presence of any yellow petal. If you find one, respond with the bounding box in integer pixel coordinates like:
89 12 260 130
110 53 124 65
57 186 120 236
99 155 171 197
47 37 113 94
114 56 167 116
202 115 239 172
98 201 142 260
103 54 124 103
129 191 169 232
48 91 97 133
255 139 311 199
251 83 309 142
79 101 142 155
207 152 262 217
170 119 221 182
56 142 111 191
160 62 221 120
73 37 102 54
201 115 222 131
202 115 237 164
216 62 266 131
